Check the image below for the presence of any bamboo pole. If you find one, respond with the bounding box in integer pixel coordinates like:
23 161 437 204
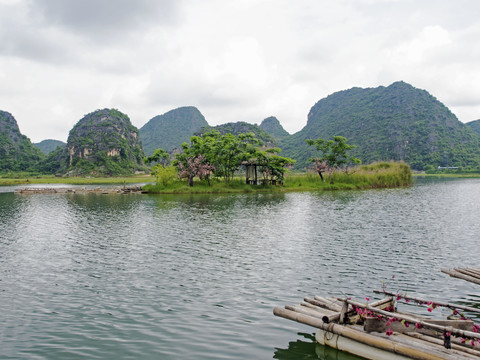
455 268 480 280
442 268 480 286
304 297 342 311
285 305 327 320
302 301 336 313
342 298 480 341
408 332 480 357
466 268 480 277
373 289 480 314
313 296 343 311
319 297 394 324
273 307 459 360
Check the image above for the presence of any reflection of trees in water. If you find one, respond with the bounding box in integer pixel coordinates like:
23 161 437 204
150 192 287 213
66 193 142 213
273 332 364 360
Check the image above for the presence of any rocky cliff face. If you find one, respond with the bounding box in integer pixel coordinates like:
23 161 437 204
0 110 44 171
65 109 145 175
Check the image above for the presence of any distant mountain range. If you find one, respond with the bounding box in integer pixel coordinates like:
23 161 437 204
196 121 277 147
280 81 480 170
34 139 66 154
2 81 480 174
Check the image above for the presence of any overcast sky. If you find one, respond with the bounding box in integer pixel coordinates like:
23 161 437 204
1 0 480 143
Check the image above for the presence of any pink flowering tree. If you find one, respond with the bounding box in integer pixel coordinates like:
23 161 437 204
176 154 215 186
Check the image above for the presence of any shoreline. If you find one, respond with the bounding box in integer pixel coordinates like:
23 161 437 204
14 185 144 195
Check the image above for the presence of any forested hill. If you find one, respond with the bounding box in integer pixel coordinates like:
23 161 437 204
466 119 480 138
40 109 145 175
196 121 276 147
139 106 208 156
259 116 290 140
34 139 66 154
280 81 480 170
0 110 44 172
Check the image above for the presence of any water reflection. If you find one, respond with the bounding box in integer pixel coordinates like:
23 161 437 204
273 332 364 360
1 179 480 359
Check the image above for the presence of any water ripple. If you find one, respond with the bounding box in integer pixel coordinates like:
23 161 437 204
1 179 480 359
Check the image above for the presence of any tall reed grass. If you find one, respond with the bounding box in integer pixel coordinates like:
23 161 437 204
284 161 412 190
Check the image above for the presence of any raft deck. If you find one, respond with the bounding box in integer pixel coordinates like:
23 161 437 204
274 295 480 360
442 267 480 286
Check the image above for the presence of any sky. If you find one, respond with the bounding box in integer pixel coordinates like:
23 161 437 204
1 0 480 143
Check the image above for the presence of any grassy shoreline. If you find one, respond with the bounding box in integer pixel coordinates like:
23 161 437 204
1 162 414 192
0 174 155 186
143 162 413 194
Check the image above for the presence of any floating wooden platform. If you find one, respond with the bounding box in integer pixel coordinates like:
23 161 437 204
274 294 480 360
442 267 480 286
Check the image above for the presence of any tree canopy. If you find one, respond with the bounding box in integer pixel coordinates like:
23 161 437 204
306 136 360 181
171 130 294 186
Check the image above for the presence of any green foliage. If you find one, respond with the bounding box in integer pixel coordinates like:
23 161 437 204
253 147 295 182
34 139 66 155
39 108 147 176
139 106 208 156
142 161 412 193
307 136 360 167
197 121 276 147
0 111 45 173
259 116 290 139
151 164 177 186
306 136 360 181
172 130 293 186
37 145 68 174
144 148 170 166
283 161 412 189
280 81 480 170
466 119 480 138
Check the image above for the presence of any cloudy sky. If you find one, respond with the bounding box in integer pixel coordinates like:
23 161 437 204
1 0 480 143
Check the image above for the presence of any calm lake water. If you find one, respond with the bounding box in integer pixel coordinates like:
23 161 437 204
1 178 479 359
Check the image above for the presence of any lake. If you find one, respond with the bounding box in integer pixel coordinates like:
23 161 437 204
1 178 479 359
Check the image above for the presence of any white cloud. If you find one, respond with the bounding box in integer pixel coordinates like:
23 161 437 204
1 0 480 142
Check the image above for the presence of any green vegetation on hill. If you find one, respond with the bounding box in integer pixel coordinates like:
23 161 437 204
259 116 290 139
42 108 146 176
197 121 276 147
466 119 480 138
139 106 208 156
0 110 45 172
281 81 480 170
34 139 66 155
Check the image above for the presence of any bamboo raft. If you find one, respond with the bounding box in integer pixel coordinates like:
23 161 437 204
274 292 480 360
442 267 480 286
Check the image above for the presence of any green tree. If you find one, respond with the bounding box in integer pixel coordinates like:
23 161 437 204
306 136 361 181
174 133 217 186
212 132 258 183
144 148 170 167
254 147 295 183
151 164 177 186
